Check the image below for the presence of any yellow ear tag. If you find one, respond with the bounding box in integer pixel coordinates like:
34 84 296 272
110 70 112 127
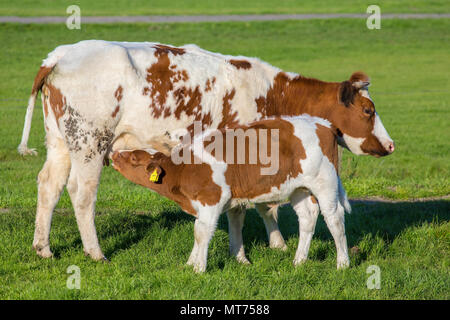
149 169 159 182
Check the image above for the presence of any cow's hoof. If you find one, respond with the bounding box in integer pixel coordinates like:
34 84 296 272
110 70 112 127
84 249 107 262
270 242 288 251
33 245 53 258
293 257 307 266
236 255 251 265
193 264 206 273
336 258 350 269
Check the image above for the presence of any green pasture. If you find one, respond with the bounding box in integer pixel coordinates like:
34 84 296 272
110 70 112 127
0 18 448 299
0 0 449 16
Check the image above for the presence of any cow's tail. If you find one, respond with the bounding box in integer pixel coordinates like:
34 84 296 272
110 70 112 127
18 45 72 156
338 177 352 214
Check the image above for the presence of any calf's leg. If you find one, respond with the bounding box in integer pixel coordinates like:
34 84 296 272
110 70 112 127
190 207 222 273
313 191 349 269
255 203 287 250
226 205 250 264
290 189 320 265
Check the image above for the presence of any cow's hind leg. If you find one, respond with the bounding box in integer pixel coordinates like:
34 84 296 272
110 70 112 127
69 155 106 261
289 189 320 265
33 135 71 258
255 203 287 250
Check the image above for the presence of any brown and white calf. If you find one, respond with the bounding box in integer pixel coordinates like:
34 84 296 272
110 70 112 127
112 116 351 272
18 40 394 262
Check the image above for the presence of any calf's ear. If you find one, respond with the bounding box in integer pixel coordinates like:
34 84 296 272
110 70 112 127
146 163 164 182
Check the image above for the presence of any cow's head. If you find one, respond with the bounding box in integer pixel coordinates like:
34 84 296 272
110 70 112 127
333 72 395 157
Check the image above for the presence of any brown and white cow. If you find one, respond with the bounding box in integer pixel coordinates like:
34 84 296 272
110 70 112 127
111 116 352 272
18 40 394 262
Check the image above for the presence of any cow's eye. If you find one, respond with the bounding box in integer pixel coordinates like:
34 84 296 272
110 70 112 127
363 108 374 116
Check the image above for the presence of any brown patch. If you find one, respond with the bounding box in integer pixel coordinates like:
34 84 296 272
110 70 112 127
114 86 123 101
173 85 202 120
204 77 216 92
221 118 306 199
310 195 318 204
316 124 338 171
218 89 238 129
42 86 49 118
45 82 66 125
31 66 53 94
153 44 186 56
229 59 252 70
143 49 192 119
111 105 120 118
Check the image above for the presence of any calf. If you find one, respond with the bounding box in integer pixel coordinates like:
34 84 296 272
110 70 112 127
112 115 351 272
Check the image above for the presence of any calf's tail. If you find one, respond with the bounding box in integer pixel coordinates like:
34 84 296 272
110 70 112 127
338 177 352 214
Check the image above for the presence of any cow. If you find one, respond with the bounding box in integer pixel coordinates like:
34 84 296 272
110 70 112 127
111 115 352 272
18 40 394 262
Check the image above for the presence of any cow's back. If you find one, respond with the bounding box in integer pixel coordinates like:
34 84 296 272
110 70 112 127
43 40 283 154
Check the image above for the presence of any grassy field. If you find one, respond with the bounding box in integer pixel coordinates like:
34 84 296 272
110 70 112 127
0 0 449 16
0 19 449 299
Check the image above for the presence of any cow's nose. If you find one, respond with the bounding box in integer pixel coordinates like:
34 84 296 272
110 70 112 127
386 141 395 154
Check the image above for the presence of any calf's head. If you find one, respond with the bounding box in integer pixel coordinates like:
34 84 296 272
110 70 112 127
334 72 395 157
111 150 164 185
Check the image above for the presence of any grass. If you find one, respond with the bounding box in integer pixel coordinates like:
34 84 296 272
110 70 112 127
0 0 449 16
0 201 448 299
0 19 449 299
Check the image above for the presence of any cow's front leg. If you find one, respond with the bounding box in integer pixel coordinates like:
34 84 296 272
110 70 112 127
255 203 287 250
226 205 250 264
70 156 106 261
290 190 320 265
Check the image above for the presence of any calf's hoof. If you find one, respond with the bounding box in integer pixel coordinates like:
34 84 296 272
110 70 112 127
269 238 287 251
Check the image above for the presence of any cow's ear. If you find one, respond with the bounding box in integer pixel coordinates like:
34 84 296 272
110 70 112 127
350 71 370 89
339 80 356 107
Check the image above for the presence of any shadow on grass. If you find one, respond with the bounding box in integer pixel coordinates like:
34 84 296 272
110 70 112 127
52 199 449 262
